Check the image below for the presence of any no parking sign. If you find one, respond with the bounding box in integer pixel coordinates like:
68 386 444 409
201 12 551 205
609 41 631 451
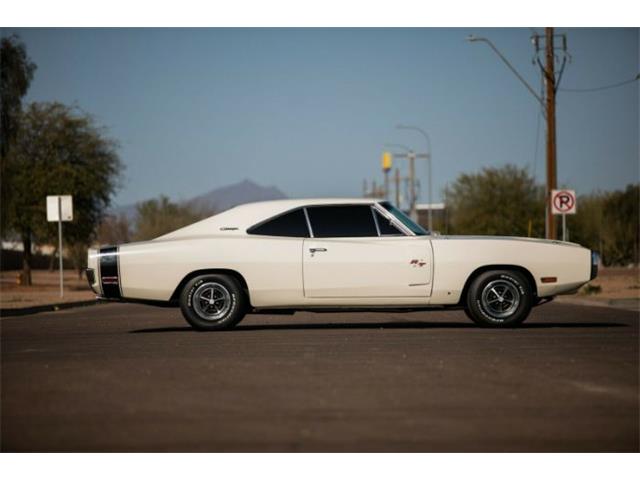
551 190 576 215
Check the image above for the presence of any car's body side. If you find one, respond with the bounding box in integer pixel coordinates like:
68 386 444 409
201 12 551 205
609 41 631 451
87 198 593 311
429 236 591 304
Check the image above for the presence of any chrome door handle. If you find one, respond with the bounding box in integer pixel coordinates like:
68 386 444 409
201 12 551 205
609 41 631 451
309 248 327 253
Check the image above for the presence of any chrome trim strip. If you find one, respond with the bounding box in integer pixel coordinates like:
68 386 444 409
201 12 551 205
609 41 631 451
371 205 381 236
303 207 314 238
372 203 413 236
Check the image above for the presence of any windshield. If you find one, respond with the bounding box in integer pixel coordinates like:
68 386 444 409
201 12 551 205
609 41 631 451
379 201 429 236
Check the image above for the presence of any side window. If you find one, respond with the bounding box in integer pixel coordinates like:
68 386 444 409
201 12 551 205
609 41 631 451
373 209 404 236
307 205 378 238
247 208 310 237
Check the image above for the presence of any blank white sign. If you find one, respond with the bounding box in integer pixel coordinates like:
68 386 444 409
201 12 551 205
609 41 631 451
47 195 73 222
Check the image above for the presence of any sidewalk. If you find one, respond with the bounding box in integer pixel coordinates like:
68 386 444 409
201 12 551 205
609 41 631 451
1 270 96 310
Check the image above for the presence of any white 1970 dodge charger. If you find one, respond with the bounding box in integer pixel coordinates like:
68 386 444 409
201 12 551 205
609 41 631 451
87 198 598 330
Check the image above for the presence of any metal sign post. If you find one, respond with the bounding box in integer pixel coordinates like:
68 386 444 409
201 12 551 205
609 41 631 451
551 189 576 242
47 195 73 298
58 197 63 297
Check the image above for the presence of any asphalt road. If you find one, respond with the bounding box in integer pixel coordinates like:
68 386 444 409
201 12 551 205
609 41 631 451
1 301 638 452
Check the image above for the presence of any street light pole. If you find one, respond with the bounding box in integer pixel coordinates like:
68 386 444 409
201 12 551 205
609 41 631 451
466 35 544 108
467 33 562 239
396 125 433 232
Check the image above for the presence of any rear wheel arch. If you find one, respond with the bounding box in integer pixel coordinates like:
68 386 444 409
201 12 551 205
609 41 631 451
171 269 252 306
459 264 537 307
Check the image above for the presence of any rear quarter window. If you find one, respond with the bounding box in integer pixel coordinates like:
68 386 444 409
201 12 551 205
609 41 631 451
247 208 310 237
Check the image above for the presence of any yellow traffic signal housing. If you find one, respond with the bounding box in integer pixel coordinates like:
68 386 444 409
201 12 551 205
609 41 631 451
382 152 392 172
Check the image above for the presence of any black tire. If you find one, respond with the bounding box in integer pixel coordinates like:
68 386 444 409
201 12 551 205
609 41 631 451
464 270 533 328
179 274 247 331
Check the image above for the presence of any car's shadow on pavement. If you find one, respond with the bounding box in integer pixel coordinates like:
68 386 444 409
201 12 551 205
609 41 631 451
129 321 629 334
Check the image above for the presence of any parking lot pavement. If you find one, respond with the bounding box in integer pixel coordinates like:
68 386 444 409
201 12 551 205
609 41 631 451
1 301 638 452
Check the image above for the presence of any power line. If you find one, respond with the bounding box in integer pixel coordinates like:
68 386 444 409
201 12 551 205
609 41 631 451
532 108 541 182
559 74 639 92
532 72 545 182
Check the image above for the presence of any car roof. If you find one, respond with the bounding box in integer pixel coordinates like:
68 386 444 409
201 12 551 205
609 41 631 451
156 198 382 240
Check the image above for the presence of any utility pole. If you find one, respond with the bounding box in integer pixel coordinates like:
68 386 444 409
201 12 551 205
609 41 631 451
383 143 417 214
392 150 429 221
385 149 427 220
408 151 417 220
467 31 569 239
544 27 558 239
396 125 433 229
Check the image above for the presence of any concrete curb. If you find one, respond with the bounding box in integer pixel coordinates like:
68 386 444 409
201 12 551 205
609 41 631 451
555 296 640 312
0 299 104 318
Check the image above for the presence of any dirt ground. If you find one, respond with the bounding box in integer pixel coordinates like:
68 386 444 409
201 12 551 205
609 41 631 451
0 266 638 310
575 266 640 300
0 270 94 308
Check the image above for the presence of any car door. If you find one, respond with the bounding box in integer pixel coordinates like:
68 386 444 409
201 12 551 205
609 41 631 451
245 207 310 306
303 204 432 298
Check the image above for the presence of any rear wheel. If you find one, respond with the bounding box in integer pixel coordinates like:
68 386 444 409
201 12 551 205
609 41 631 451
464 270 533 328
179 274 247 331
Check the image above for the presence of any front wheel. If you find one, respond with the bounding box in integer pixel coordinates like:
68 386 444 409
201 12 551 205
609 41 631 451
179 274 247 331
464 270 533 328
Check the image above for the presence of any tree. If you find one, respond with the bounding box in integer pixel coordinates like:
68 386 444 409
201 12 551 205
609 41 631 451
1 34 37 232
68 242 89 280
96 213 132 246
4 102 122 285
133 196 207 241
601 184 639 266
444 165 545 237
568 191 605 254
569 185 639 266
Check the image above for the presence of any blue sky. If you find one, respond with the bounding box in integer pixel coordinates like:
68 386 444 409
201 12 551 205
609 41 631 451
6 28 639 207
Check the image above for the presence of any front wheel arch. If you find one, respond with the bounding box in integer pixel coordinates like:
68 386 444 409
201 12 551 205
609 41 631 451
459 265 537 308
170 269 252 307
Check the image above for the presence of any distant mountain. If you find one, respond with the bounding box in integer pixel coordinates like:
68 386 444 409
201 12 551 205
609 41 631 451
188 179 287 213
111 179 287 221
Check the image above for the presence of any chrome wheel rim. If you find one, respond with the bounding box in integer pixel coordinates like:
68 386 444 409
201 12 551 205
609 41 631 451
481 280 520 318
193 282 232 321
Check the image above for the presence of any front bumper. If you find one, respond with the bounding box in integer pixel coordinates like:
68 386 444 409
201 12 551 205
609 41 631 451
590 251 599 280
